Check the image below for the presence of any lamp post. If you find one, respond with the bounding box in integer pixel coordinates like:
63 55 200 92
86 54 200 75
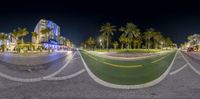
99 39 102 49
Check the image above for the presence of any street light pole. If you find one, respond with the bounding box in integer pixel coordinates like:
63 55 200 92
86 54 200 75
99 39 102 49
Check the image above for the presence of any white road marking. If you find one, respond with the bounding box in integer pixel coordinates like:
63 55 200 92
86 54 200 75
169 64 188 75
44 69 85 81
180 51 200 75
71 57 81 61
0 52 77 82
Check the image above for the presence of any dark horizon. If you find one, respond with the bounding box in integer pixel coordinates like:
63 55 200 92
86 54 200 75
1 0 200 46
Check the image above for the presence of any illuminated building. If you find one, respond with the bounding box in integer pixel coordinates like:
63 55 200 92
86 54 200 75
33 19 67 50
0 33 17 51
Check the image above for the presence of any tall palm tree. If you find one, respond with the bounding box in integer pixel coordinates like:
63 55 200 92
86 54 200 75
119 22 140 49
86 37 96 50
100 23 116 50
164 37 173 49
32 32 38 41
119 33 128 49
153 32 163 49
41 28 51 52
11 29 19 44
144 28 155 49
17 27 29 43
40 28 51 42
112 41 119 49
0 33 8 52
11 27 29 44
134 35 143 49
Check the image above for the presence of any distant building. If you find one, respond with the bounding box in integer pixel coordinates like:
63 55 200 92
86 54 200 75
33 19 67 50
6 33 17 51
0 33 17 51
33 19 60 44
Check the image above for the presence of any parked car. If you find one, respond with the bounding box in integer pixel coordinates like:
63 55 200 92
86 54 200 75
187 47 194 52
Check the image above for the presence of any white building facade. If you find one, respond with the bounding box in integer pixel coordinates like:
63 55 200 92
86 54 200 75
33 19 67 50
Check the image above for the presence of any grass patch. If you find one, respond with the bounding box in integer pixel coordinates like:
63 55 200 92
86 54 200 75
81 50 176 85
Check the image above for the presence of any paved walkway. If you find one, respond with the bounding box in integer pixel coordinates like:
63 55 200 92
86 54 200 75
0 52 70 65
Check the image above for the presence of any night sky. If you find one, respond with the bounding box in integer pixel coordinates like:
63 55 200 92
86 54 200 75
0 0 200 46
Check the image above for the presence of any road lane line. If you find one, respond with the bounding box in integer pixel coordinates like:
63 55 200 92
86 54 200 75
42 51 77 79
103 62 142 68
84 51 142 68
151 54 169 63
169 64 188 75
44 69 85 81
180 51 200 75
71 57 81 61
0 52 77 82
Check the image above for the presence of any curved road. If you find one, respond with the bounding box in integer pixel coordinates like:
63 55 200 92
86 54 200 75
0 51 199 99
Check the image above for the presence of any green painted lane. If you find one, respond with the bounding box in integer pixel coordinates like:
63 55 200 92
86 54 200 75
80 50 176 85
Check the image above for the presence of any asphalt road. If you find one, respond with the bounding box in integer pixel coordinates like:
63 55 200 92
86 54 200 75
0 50 199 99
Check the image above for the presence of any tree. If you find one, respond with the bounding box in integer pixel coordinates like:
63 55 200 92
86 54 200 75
112 41 119 49
65 39 73 48
32 32 38 41
144 28 155 49
11 27 29 44
153 32 163 49
134 35 143 49
86 37 96 50
40 28 51 42
119 33 128 49
187 34 200 46
0 33 8 52
17 28 29 43
164 37 173 48
59 36 66 44
100 23 116 50
11 29 19 44
40 28 51 52
119 22 140 49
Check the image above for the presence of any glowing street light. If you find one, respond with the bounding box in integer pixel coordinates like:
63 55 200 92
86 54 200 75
99 39 102 49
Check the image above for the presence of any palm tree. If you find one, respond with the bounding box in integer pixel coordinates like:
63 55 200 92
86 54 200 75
17 27 29 43
134 35 143 49
112 41 119 49
32 32 38 41
144 28 155 49
40 28 51 42
153 32 163 49
11 29 19 44
11 27 29 44
119 22 140 49
165 37 173 49
100 23 116 50
86 37 96 50
41 28 51 52
0 33 8 52
119 33 128 49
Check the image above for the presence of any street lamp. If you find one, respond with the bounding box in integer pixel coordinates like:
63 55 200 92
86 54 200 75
99 39 102 49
